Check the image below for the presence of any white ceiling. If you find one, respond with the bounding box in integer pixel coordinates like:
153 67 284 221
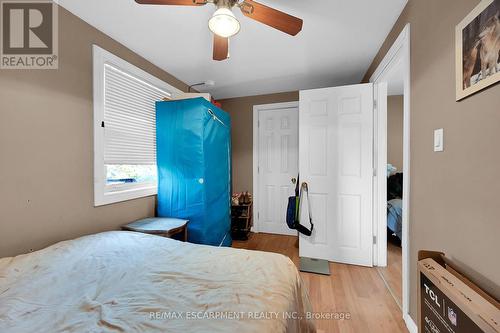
57 0 408 99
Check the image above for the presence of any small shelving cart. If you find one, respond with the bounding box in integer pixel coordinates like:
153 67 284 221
231 202 253 240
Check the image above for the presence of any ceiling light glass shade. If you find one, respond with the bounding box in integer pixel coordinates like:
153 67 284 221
208 8 240 38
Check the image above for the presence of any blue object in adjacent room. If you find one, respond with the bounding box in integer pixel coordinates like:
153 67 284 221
156 98 232 247
387 198 403 240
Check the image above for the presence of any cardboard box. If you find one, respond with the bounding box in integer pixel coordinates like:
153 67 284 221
418 251 500 333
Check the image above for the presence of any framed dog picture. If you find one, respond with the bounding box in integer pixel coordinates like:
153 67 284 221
456 0 499 100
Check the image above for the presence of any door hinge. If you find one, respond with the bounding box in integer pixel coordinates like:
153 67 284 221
373 100 377 109
373 235 377 244
257 166 260 173
101 121 105 128
373 168 377 177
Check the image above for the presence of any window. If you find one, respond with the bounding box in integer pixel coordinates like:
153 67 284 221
93 45 181 206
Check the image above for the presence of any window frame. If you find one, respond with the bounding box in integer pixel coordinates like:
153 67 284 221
93 45 182 206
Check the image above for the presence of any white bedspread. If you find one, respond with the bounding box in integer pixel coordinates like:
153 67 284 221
0 231 315 333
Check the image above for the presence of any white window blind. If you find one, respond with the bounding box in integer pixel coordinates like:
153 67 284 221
103 64 168 165
93 45 181 206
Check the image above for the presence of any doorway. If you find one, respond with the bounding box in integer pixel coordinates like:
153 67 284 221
254 85 386 269
370 24 415 331
252 102 299 236
380 94 404 308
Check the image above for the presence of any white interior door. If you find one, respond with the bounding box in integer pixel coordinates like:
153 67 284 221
299 84 374 267
257 105 299 236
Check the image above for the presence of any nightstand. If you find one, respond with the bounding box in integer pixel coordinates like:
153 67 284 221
122 218 189 241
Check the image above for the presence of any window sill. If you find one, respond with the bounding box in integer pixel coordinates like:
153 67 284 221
94 185 157 207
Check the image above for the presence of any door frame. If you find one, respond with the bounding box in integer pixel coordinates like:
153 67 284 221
252 101 299 234
370 24 416 333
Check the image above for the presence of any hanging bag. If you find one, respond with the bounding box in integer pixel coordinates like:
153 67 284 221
286 178 314 236
296 182 314 236
286 176 300 230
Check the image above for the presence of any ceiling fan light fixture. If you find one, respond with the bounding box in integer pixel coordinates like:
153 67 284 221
208 7 240 38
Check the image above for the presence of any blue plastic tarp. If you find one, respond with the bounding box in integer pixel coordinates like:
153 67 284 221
156 98 232 247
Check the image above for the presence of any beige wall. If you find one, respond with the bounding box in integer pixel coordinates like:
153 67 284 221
0 7 189 258
363 0 500 321
220 92 299 193
387 95 404 170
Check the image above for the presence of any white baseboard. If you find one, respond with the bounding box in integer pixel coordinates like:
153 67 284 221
404 313 418 333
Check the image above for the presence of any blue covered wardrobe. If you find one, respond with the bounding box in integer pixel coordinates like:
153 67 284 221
156 98 232 246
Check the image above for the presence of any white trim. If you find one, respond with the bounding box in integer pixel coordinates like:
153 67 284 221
252 107 259 232
370 24 413 324
404 313 418 333
252 101 299 234
253 101 300 111
369 24 410 83
93 45 182 206
373 81 388 267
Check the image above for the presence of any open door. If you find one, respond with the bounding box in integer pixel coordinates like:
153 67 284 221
299 83 379 267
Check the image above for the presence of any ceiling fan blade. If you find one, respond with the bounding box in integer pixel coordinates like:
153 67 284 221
239 0 303 36
135 0 206 6
213 35 229 61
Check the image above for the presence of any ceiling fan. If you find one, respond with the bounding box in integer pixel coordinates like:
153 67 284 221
135 0 303 61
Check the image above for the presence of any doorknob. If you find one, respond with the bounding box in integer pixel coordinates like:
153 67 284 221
291 177 297 184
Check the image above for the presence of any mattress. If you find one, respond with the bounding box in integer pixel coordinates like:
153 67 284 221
0 231 315 333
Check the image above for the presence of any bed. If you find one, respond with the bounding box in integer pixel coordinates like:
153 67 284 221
387 198 403 241
387 172 403 242
0 231 315 333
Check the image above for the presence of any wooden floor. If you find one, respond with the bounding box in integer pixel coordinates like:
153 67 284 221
377 242 403 308
233 233 408 333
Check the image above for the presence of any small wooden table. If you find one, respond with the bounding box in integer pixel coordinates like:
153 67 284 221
122 218 189 241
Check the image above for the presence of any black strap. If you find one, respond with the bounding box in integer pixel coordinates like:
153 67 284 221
294 174 300 197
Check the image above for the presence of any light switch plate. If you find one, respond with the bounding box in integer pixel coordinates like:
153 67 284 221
434 128 444 152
